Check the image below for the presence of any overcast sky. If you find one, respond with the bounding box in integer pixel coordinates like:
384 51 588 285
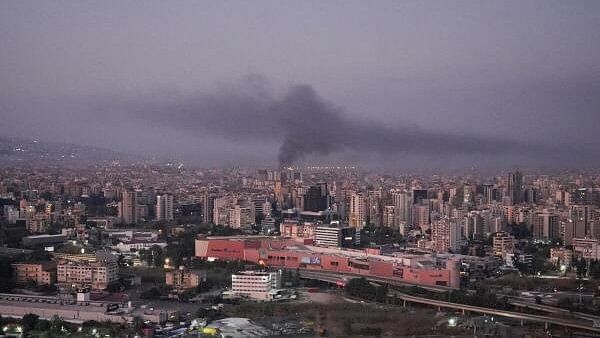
1 1 599 168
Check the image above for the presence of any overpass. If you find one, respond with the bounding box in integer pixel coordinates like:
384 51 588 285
297 269 453 292
390 290 600 333
297 269 600 333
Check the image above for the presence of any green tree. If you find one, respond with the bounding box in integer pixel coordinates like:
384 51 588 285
21 313 39 332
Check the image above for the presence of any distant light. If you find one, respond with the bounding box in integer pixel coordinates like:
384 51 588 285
448 317 457 326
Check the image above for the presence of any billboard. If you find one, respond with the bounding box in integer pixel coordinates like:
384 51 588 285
301 256 321 265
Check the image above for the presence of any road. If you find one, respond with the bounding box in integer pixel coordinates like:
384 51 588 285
390 290 600 333
296 269 600 333
297 269 453 292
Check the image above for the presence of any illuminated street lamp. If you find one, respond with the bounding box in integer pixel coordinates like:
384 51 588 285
448 317 457 327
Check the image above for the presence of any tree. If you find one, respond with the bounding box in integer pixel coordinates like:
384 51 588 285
589 260 600 279
21 313 39 332
133 316 145 333
34 319 51 331
510 223 531 239
557 297 574 311
575 258 588 278
49 314 66 334
0 259 14 292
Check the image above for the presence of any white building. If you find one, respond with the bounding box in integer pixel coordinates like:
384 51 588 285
229 271 279 301
314 224 360 248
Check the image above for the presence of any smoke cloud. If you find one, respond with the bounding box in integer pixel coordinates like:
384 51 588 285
109 78 551 166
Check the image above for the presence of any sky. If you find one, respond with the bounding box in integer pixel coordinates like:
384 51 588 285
1 0 599 168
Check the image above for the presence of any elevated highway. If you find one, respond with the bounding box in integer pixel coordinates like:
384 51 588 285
297 269 600 333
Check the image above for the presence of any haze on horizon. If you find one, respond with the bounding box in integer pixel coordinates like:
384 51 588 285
1 1 599 168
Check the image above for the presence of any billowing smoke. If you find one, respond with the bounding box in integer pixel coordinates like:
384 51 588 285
109 78 545 166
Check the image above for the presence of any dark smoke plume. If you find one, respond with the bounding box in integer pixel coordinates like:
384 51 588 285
111 78 547 166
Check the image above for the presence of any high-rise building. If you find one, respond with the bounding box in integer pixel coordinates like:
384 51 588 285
532 211 559 240
303 183 329 212
507 171 523 205
118 189 137 224
431 218 461 253
412 189 428 205
349 192 366 228
199 190 215 224
382 205 396 228
570 205 594 238
463 185 473 206
156 194 174 221
483 184 494 204
413 204 430 231
392 191 412 228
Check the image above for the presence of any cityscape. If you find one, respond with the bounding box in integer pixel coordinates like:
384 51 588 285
1 1 600 338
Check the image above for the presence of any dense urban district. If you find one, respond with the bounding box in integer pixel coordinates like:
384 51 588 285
2 160 600 337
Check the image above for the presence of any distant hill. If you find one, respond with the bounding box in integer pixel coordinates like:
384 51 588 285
0 136 142 165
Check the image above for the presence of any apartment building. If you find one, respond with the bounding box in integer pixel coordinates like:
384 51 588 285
11 262 56 286
57 259 118 290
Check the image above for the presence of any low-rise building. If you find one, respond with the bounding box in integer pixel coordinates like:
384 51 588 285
229 271 279 301
165 266 201 291
314 223 360 248
550 248 573 269
57 259 118 290
492 232 515 258
11 262 56 286
572 238 600 260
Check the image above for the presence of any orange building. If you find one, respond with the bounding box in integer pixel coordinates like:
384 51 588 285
12 262 56 286
195 236 460 289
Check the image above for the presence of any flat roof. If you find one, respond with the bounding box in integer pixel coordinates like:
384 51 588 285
24 234 67 239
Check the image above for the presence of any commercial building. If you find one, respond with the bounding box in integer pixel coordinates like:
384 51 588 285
314 223 360 248
196 236 460 289
229 271 279 301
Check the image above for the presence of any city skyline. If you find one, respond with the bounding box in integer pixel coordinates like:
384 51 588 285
2 1 600 167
